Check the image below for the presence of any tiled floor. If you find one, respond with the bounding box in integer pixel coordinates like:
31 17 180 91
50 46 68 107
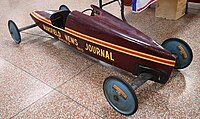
0 0 199 119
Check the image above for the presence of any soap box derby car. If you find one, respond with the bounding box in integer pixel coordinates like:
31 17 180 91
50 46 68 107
8 0 193 116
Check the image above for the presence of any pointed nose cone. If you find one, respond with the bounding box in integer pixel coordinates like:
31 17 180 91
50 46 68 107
30 10 58 21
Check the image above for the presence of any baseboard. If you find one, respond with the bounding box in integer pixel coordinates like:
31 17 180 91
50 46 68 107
188 2 200 9
150 2 200 10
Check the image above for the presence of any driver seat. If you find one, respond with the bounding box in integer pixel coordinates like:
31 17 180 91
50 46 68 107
50 10 71 29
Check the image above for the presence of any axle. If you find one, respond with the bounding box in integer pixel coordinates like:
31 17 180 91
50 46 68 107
131 73 153 90
8 20 37 44
19 24 37 32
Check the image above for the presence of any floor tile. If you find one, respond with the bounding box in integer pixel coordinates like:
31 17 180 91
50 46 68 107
0 0 199 118
139 12 200 119
143 12 200 44
103 3 160 31
124 7 162 31
0 57 52 119
0 32 94 88
1 1 96 88
57 63 133 119
13 91 101 119
57 62 200 119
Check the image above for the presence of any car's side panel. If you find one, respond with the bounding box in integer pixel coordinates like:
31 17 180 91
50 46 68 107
30 10 175 84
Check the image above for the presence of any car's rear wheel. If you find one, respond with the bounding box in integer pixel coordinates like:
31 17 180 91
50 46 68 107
162 38 193 69
103 76 138 116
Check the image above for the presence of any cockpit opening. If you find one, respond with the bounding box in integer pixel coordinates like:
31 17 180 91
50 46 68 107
50 10 71 29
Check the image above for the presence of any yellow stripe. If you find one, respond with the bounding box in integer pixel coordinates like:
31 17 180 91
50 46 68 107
66 28 175 66
31 12 176 67
66 28 175 63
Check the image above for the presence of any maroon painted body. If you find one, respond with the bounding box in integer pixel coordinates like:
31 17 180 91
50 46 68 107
30 5 176 84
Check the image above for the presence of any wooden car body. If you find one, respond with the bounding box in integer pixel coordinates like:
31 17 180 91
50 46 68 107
30 5 176 84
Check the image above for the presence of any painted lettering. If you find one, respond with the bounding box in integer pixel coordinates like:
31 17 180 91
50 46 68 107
96 48 100 56
64 34 78 46
85 43 114 61
43 25 61 38
105 51 110 59
101 49 105 57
